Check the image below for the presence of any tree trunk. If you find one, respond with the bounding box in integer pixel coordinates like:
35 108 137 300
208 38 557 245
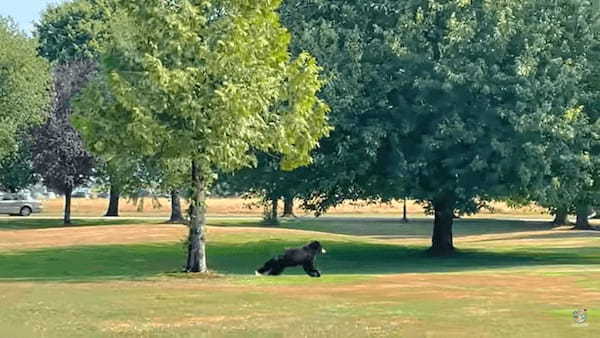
552 208 568 226
169 190 186 223
402 197 408 223
64 187 72 225
105 185 120 217
271 198 279 222
185 160 207 273
574 203 593 230
429 198 455 255
282 196 295 217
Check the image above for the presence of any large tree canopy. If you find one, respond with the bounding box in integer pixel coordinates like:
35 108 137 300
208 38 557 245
281 0 600 254
74 0 330 272
0 17 51 159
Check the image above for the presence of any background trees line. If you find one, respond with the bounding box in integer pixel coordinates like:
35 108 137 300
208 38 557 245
2 0 600 267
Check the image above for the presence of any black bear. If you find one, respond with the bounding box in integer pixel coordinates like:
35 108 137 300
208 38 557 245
255 241 326 277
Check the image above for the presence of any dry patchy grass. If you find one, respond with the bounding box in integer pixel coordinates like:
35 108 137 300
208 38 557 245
40 197 549 218
2 217 600 337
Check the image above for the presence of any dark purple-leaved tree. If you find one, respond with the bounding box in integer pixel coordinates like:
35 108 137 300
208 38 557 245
31 60 96 224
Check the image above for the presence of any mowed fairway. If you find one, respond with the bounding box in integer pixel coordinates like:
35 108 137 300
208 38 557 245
1 216 600 337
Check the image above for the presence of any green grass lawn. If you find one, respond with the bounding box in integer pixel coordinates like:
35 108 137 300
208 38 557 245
0 217 158 230
1 216 600 337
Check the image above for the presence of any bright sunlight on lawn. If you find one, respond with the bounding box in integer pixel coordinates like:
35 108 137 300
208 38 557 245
1 216 600 337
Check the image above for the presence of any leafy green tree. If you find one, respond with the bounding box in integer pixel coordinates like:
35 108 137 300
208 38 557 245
282 0 600 254
222 154 309 224
74 0 330 272
0 17 51 159
35 0 115 64
519 0 600 230
0 138 38 193
278 1 412 217
36 0 137 217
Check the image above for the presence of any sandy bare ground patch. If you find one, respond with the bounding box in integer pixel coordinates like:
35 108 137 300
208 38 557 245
3 221 599 251
0 224 186 250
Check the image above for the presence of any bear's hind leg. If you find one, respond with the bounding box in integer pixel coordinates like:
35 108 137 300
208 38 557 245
256 258 278 275
267 264 286 275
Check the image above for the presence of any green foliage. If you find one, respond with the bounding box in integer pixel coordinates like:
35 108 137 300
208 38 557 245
524 0 600 214
282 0 600 217
0 17 51 159
75 0 330 181
35 0 116 64
0 138 37 193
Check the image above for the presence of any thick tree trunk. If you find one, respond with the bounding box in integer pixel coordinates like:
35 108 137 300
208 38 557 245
552 208 568 226
574 203 593 230
105 185 120 217
64 187 72 225
185 161 207 273
168 190 186 223
402 197 408 223
282 196 295 218
429 198 455 255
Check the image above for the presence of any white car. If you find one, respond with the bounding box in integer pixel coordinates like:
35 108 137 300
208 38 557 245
0 193 43 216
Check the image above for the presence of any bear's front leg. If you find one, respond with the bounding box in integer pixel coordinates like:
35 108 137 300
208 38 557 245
303 262 321 278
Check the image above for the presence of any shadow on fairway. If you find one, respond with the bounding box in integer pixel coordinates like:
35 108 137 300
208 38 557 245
209 217 558 238
0 239 598 282
0 218 156 230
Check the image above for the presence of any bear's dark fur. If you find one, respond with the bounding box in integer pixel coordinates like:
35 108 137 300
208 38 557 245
255 241 326 277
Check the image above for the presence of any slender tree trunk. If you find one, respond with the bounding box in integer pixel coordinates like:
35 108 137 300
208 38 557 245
185 160 207 273
169 190 185 223
552 208 568 226
64 187 72 225
429 197 455 255
282 196 295 218
574 203 592 230
402 197 408 223
105 184 120 217
271 198 279 222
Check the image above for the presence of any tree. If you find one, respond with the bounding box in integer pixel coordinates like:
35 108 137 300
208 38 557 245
32 60 96 224
74 0 330 272
36 0 115 64
93 158 142 217
522 1 600 230
0 138 38 193
36 0 128 218
281 0 600 254
0 17 51 159
222 153 308 224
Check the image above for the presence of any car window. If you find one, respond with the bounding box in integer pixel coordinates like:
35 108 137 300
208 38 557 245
2 194 12 201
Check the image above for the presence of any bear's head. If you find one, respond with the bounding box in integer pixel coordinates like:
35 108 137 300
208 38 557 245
307 241 326 254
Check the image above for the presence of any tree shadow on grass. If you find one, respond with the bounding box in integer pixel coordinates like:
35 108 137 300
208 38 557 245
210 217 558 238
0 239 598 282
476 230 600 242
0 218 155 230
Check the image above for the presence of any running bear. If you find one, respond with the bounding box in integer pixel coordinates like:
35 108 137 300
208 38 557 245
255 241 326 277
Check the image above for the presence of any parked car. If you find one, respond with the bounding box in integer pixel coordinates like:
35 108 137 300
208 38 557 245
0 193 43 216
71 190 89 198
